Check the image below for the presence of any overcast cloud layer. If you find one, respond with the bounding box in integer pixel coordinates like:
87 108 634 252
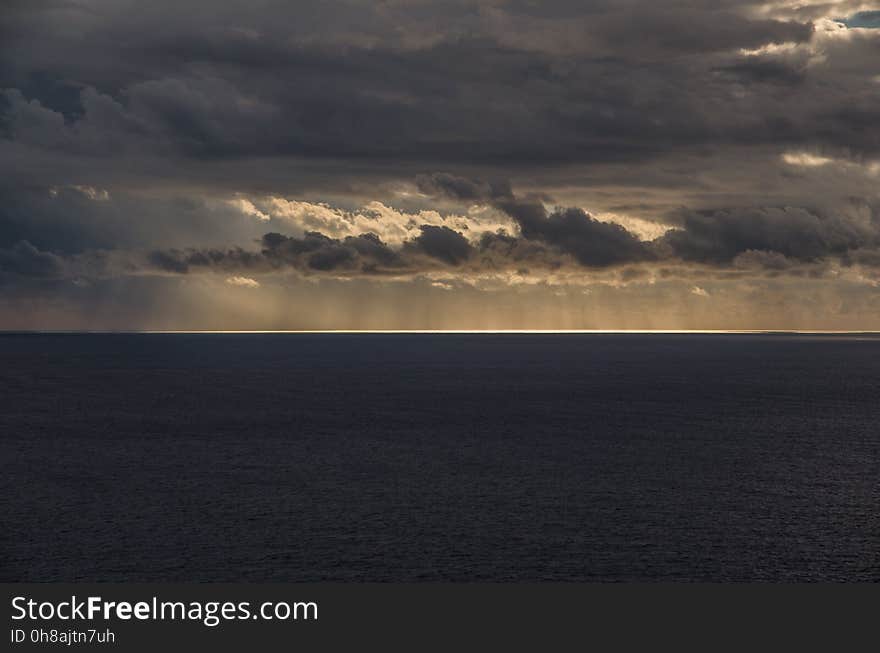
2 0 880 329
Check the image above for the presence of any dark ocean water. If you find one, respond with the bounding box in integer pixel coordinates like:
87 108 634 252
1 333 877 582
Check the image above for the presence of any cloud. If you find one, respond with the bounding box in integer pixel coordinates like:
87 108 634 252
145 225 476 277
262 231 406 273
0 240 65 279
658 206 877 264
494 198 655 267
415 173 512 202
781 152 834 167
226 196 516 248
1 1 880 329
147 246 266 274
407 225 473 265
225 275 260 288
715 58 805 85
226 198 269 221
0 1 838 172
31 182 880 288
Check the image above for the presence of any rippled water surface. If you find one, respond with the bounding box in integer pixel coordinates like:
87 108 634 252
1 333 877 581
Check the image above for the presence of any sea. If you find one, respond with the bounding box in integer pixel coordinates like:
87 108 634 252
1 333 877 581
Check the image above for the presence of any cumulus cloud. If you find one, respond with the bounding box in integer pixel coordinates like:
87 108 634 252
226 198 269 222
125 184 880 286
227 196 515 247
408 225 473 265
658 206 877 264
495 198 655 267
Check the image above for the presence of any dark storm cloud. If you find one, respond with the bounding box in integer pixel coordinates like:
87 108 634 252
476 229 563 272
415 173 512 202
2 0 880 327
343 232 403 268
0 184 272 255
134 181 880 280
0 240 64 279
714 59 806 85
147 246 266 274
15 170 880 285
147 225 492 277
262 231 406 272
141 188 661 277
408 225 474 265
494 197 654 267
0 0 845 171
562 7 813 56
149 231 411 276
658 207 879 264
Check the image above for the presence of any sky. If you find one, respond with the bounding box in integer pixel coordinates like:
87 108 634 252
2 0 880 330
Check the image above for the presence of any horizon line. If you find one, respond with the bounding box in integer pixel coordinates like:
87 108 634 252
4 329 880 335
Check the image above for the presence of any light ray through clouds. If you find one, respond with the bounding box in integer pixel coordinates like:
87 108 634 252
2 1 880 329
